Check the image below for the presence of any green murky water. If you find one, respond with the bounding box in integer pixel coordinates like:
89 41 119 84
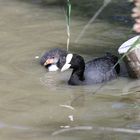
0 0 139 140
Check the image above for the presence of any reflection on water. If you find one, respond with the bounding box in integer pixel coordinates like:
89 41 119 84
0 0 139 140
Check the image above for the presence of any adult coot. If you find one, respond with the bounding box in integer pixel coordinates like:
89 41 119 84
40 48 67 71
61 53 120 85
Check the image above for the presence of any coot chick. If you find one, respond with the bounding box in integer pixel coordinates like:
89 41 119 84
61 53 120 85
40 48 67 71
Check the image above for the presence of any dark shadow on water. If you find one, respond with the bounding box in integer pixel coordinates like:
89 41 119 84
18 0 134 26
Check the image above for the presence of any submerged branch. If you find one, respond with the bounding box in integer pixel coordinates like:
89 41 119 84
52 126 140 136
52 126 92 135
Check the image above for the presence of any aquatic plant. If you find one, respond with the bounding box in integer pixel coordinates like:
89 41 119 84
113 36 140 69
66 0 71 51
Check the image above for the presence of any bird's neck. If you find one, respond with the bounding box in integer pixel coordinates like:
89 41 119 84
68 65 85 85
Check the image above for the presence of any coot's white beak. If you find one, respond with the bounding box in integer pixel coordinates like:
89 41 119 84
61 63 71 72
61 53 73 72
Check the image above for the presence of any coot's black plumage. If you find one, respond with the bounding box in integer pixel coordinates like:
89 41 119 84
40 48 67 71
61 53 120 85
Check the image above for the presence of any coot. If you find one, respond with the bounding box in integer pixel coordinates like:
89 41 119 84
61 53 120 85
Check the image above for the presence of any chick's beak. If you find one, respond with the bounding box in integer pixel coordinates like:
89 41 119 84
44 59 55 66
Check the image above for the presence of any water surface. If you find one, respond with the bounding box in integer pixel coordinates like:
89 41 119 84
0 0 140 140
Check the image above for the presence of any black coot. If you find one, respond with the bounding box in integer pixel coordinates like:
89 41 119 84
40 48 67 71
61 53 120 85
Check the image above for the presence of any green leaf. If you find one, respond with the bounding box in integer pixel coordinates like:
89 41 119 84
113 36 140 69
